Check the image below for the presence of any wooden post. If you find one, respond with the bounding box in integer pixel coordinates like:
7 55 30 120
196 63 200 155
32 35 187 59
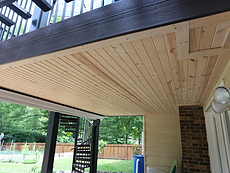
41 112 60 173
126 144 128 160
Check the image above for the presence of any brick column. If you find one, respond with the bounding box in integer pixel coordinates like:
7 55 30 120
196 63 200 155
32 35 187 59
179 106 211 173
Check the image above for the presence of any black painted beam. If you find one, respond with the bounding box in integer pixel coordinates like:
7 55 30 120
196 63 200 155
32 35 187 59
0 13 15 26
41 112 60 173
90 119 100 173
1 0 230 65
8 2 32 19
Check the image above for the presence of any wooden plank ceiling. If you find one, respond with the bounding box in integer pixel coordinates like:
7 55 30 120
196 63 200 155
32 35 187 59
0 12 230 116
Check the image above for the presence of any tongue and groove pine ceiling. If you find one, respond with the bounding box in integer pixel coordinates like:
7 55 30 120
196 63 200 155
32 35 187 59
0 11 230 116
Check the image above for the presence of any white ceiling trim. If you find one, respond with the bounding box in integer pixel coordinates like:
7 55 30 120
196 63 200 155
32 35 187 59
0 89 103 120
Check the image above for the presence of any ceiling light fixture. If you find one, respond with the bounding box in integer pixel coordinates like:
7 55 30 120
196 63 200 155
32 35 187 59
211 86 230 114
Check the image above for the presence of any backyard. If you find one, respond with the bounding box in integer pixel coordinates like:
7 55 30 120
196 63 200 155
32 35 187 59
0 157 133 173
0 103 141 173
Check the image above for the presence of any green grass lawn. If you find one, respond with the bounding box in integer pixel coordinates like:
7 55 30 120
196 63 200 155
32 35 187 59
97 159 133 173
0 158 133 173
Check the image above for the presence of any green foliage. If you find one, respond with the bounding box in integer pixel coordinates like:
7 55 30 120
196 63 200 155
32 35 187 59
0 102 48 143
0 101 76 143
100 116 143 144
30 166 41 173
4 130 46 143
50 16 63 24
56 127 75 143
23 158 38 164
0 101 143 145
21 142 31 156
0 143 40 165
98 140 107 153
132 144 140 155
21 143 40 164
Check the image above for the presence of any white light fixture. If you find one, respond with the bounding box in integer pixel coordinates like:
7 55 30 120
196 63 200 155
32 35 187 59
0 88 103 120
211 86 230 114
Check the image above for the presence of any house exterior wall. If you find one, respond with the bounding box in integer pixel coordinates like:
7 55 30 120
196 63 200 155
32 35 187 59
179 106 211 173
202 58 230 173
144 114 182 172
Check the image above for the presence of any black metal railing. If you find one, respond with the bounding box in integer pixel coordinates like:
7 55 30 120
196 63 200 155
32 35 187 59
75 117 93 143
71 118 95 173
0 0 35 41
0 0 119 41
72 137 92 173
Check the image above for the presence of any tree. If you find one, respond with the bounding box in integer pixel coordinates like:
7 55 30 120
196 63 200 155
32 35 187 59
0 101 75 143
0 101 49 142
99 116 143 144
0 101 143 144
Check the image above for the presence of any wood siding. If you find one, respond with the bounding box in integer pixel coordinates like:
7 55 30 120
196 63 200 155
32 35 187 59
144 114 182 172
202 60 230 173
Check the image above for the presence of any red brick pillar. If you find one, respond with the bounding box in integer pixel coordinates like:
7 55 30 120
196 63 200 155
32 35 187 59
179 106 211 173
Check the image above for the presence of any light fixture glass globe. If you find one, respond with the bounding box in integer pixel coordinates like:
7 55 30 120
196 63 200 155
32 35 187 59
213 87 230 104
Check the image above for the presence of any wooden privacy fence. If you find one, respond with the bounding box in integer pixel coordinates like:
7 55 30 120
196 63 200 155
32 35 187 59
98 144 142 160
3 143 142 160
3 143 74 154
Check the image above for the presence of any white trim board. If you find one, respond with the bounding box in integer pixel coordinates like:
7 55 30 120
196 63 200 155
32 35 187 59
0 88 103 120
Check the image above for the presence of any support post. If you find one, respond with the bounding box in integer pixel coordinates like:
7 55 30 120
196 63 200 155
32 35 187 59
90 119 100 173
41 111 60 173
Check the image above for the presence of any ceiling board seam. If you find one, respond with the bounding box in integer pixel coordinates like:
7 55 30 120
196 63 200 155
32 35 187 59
195 57 209 103
140 38 173 113
80 49 157 114
165 33 183 105
199 55 220 103
119 42 166 113
163 33 179 105
130 39 171 113
140 37 173 113
49 56 142 111
21 62 135 112
151 35 177 113
221 22 230 48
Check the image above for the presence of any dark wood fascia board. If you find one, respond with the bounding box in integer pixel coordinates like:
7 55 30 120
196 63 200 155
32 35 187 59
1 0 230 65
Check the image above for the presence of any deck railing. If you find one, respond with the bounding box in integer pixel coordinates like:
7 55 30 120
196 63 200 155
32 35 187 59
0 0 118 41
0 0 35 41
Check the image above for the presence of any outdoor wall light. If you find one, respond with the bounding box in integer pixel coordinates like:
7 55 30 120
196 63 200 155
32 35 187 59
211 86 230 114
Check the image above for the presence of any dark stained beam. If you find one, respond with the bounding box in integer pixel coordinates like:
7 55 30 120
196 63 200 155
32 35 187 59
41 111 60 173
90 119 100 173
1 0 230 64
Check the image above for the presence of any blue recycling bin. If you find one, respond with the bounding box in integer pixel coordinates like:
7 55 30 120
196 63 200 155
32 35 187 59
133 155 144 173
